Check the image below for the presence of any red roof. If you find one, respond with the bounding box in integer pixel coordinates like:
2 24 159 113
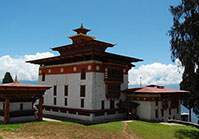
0 82 51 90
126 85 189 94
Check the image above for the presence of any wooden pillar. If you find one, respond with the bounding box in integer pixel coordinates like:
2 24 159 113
4 98 10 124
38 97 43 121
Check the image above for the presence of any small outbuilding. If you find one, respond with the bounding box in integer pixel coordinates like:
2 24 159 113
0 79 51 124
123 85 189 122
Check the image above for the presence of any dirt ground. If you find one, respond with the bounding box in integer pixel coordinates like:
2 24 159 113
0 121 139 139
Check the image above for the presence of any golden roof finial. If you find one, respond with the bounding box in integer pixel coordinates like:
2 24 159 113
81 23 83 28
14 75 19 83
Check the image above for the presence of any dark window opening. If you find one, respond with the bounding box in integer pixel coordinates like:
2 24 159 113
110 100 114 109
53 85 57 96
20 103 23 111
171 96 179 108
81 99 84 108
155 110 158 118
155 99 158 106
169 108 171 115
3 103 5 111
177 106 179 113
105 67 123 82
161 109 164 117
81 68 86 80
65 98 67 106
54 97 56 105
101 101 104 110
65 85 68 96
80 85 86 97
106 84 120 99
42 72 45 81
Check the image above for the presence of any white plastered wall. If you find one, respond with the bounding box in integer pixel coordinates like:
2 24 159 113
131 99 181 121
39 62 129 121
40 72 93 109
92 73 128 110
154 100 181 121
0 101 34 122
132 100 152 120
10 102 32 112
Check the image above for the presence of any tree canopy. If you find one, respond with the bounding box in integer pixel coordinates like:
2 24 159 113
2 72 14 84
169 0 199 113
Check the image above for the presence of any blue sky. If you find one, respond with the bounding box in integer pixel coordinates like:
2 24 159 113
0 0 183 86
0 0 180 64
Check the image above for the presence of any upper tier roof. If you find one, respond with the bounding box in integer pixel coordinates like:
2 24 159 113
73 24 91 34
27 25 143 66
51 39 115 55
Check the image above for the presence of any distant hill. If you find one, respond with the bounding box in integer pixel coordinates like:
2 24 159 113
20 80 180 90
128 84 180 90
19 80 38 85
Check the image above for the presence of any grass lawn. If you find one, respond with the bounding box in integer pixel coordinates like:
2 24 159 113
128 120 199 139
0 120 199 138
0 121 124 139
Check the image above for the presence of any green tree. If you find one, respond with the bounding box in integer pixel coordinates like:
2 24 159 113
169 0 199 119
2 72 14 83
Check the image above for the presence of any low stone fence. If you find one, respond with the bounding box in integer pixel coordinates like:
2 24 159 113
168 119 199 128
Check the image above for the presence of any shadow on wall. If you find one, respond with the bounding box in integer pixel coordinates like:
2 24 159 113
175 129 199 139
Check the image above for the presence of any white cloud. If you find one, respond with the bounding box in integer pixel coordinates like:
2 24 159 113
0 52 55 82
129 60 184 86
0 52 184 86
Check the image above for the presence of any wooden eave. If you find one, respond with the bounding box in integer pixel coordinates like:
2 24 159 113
51 39 115 51
27 50 142 67
73 27 90 34
104 52 143 63
0 87 50 92
0 83 51 96
68 33 95 39
27 50 102 65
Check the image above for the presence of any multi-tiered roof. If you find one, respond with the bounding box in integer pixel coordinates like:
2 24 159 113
27 25 142 66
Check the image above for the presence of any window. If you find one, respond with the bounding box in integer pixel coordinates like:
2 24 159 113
81 68 86 80
169 108 171 115
161 109 164 117
65 98 67 106
54 97 56 105
42 72 45 81
171 97 179 108
64 85 68 96
110 100 114 109
155 110 158 118
177 106 179 114
101 101 104 110
105 67 123 82
53 85 57 96
155 99 158 106
3 103 5 111
20 103 23 111
106 84 120 99
81 99 84 108
80 85 85 97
